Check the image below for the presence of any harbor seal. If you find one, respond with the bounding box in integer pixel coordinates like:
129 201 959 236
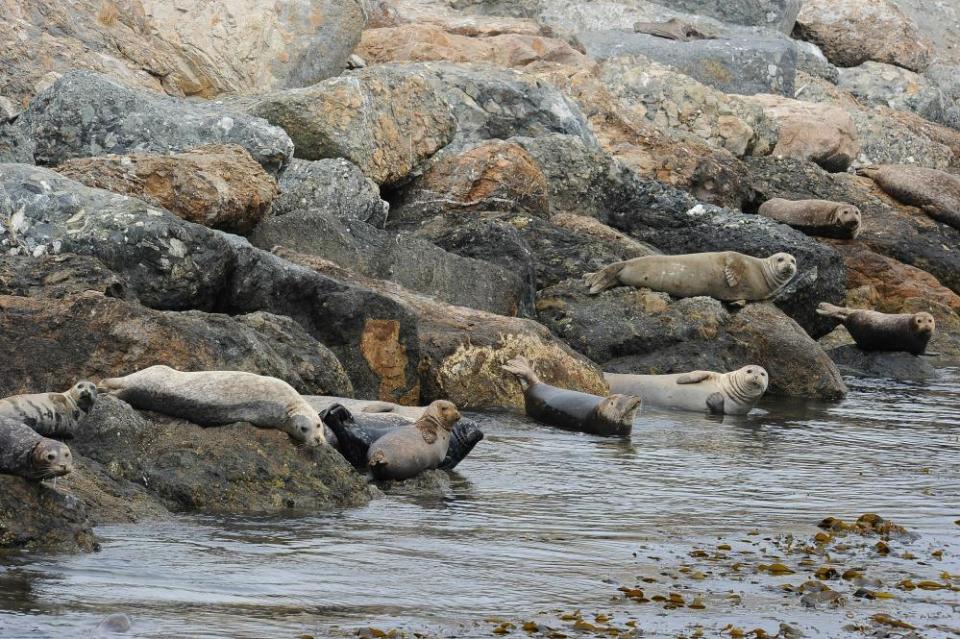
0 381 98 438
0 416 74 480
633 18 714 41
605 366 769 415
586 251 798 303
857 165 960 230
816 303 935 355
99 366 326 446
758 198 862 240
502 357 640 437
322 403 483 472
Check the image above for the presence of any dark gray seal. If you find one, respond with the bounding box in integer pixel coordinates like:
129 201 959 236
0 416 74 480
502 357 640 437
817 303 935 355
0 381 98 438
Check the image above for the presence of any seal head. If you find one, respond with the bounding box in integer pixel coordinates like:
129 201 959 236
725 366 769 403
416 400 461 444
833 205 862 235
766 252 797 288
912 312 936 336
67 381 98 413
30 439 74 479
286 410 326 446
596 394 642 430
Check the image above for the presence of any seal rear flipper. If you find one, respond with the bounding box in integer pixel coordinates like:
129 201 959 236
360 401 397 414
368 450 389 479
321 404 371 468
585 261 625 294
816 302 850 320
502 356 541 386
438 422 485 471
706 392 725 415
676 371 713 384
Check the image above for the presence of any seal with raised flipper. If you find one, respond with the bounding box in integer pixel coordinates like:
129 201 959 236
99 365 326 446
0 416 74 480
0 381 98 439
758 198 862 239
321 402 482 473
857 165 960 230
605 366 769 416
585 251 797 303
502 357 640 437
816 303 935 355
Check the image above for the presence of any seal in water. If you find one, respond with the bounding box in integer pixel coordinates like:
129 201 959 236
816 303 935 355
322 403 483 472
502 357 640 437
758 198 862 240
857 165 960 230
99 365 326 446
585 251 797 303
0 381 98 439
0 416 74 480
605 365 769 415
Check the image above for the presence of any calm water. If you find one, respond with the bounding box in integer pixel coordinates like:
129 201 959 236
1 372 958 638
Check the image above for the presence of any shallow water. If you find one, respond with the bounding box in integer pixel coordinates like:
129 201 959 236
1 372 958 638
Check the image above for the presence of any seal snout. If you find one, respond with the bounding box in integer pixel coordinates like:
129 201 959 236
742 366 769 392
772 252 797 279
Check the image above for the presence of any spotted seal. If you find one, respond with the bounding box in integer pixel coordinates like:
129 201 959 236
99 366 326 445
605 366 769 415
0 416 74 480
0 381 98 438
816 303 935 355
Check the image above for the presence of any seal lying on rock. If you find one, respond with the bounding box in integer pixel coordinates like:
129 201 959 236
816 303 935 355
586 251 798 303
0 416 74 480
322 403 483 473
857 165 960 230
633 18 714 41
99 366 326 446
324 400 461 480
0 381 98 438
502 357 640 437
605 366 769 415
758 198 862 240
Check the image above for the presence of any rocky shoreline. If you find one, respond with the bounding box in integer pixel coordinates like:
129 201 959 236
2 0 959 552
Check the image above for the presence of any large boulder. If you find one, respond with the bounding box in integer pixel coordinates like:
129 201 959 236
826 344 936 380
0 0 367 106
0 477 98 553
54 145 278 235
234 65 456 186
270 158 389 228
578 31 798 96
838 62 952 129
794 0 932 73
536 282 847 399
19 71 294 175
0 121 34 164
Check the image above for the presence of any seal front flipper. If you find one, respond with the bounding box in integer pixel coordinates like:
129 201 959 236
322 404 372 468
706 392 726 415
723 254 744 288
676 371 714 384
438 422 484 471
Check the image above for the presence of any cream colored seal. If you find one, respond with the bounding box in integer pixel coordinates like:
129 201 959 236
605 365 769 415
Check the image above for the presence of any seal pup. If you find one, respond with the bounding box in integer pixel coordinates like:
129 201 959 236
0 416 74 480
322 403 483 472
816 303 935 355
605 366 769 415
758 198 862 240
858 165 960 230
586 251 798 304
99 366 326 446
0 381 98 439
502 357 640 437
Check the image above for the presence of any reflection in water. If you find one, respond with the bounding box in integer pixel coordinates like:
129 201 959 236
0 371 958 638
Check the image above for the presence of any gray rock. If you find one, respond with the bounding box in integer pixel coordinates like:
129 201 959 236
827 344 936 381
20 71 294 175
578 30 798 96
924 63 960 129
648 0 802 33
0 97 19 122
273 158 389 228
838 62 953 129
0 122 35 164
0 476 98 553
537 284 847 399
848 109 954 169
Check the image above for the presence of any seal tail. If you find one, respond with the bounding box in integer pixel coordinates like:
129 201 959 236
816 302 852 321
321 404 372 468
502 357 541 386
585 261 626 294
438 421 485 471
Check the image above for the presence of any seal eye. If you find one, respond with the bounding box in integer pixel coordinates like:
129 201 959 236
300 425 310 433
777 257 784 263
46 452 57 462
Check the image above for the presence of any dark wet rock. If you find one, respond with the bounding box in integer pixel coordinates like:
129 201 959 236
19 71 294 175
537 283 847 399
233 65 456 186
270 159 389 228
0 289 353 398
837 62 952 129
374 468 454 498
826 345 936 381
0 476 97 553
0 253 130 300
0 122 34 164
577 30 798 96
72 397 373 515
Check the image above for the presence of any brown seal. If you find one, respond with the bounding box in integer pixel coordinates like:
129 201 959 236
502 357 640 437
758 198 862 239
633 18 714 41
0 381 98 438
365 400 462 480
857 165 960 230
817 303 935 355
586 251 797 303
99 366 326 446
0 416 74 480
